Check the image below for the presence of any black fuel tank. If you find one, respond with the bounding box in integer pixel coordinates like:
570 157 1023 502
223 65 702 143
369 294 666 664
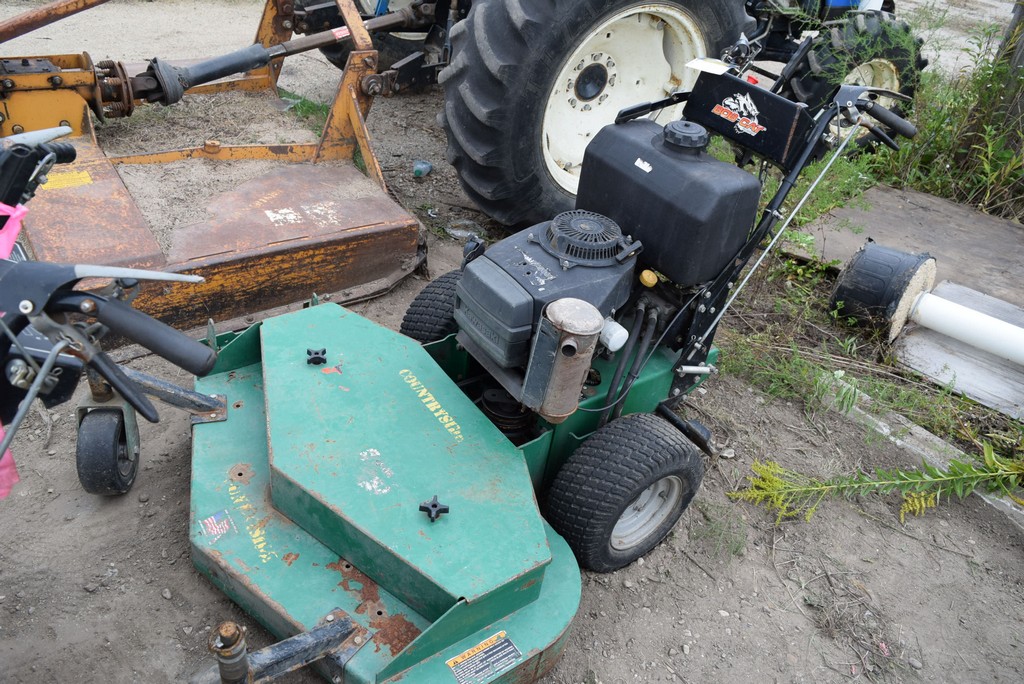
575 119 761 287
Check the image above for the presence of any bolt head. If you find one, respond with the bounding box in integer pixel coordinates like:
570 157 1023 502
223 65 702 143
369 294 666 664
325 614 335 622
354 635 363 645
18 300 33 314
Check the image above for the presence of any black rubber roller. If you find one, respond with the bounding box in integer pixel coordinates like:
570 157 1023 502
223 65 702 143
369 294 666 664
830 241 935 342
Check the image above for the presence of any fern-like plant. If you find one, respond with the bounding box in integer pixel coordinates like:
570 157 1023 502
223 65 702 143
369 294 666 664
729 443 1024 523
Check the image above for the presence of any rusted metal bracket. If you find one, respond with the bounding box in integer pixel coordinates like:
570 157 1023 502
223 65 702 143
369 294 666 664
115 367 227 423
192 609 370 684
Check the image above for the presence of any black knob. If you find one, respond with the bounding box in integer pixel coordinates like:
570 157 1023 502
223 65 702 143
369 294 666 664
663 120 709 150
419 495 450 523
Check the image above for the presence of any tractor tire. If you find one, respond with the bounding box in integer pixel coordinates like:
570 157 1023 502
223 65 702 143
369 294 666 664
439 0 753 226
546 412 703 572
76 409 139 496
785 11 926 140
399 270 462 343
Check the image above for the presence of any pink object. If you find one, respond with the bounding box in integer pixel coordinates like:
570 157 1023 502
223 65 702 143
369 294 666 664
0 201 27 259
0 425 19 499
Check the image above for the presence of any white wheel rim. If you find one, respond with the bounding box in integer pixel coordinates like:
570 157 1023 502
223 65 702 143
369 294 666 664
542 4 707 195
611 475 684 551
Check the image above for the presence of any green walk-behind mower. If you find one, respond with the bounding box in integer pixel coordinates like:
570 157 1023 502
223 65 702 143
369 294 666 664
0 53 918 682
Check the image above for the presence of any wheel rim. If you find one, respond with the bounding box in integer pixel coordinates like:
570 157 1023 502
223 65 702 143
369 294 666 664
834 58 902 138
541 4 707 195
611 475 684 551
115 430 133 479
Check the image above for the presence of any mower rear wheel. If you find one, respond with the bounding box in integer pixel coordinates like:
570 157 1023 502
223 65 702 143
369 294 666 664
439 0 751 226
546 412 703 572
399 269 462 343
76 409 139 495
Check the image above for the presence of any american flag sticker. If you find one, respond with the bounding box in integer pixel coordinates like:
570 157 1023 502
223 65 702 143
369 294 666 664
198 510 236 542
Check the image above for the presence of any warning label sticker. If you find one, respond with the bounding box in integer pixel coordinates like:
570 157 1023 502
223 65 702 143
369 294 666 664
446 631 522 684
38 170 93 191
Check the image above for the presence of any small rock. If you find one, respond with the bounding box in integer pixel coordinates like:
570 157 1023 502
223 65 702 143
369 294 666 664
145 509 157 518
161 588 172 600
27 607 34 615
47 450 56 456
183 626 193 636
138 493 150 503
718 610 730 617
46 488 54 494
623 580 634 589
720 448 736 460
16 591 25 599
683 644 690 655
83 583 98 593
908 658 923 670
725 628 732 636
64 514 75 522
668 647 679 656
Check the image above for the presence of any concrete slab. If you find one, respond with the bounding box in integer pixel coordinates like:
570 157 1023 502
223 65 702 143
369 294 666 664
799 186 1023 308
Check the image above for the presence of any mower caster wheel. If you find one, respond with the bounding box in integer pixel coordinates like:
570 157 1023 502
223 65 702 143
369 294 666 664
546 413 703 572
76 409 139 495
400 270 462 344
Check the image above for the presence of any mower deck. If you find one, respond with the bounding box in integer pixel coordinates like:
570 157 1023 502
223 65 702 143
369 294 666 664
191 304 580 683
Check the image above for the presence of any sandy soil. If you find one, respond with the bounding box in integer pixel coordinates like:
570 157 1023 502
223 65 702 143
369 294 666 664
1 1 1021 683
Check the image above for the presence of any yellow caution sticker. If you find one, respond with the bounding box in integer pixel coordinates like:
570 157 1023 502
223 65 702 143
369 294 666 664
446 631 522 684
39 170 93 191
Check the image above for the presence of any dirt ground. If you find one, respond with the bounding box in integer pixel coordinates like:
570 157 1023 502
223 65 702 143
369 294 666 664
1 1 1022 683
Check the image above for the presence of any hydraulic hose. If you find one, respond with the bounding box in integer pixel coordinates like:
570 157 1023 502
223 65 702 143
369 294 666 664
610 308 660 422
597 303 645 428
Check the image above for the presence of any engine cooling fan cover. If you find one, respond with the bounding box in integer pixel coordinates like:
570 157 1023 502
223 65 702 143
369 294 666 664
539 210 638 267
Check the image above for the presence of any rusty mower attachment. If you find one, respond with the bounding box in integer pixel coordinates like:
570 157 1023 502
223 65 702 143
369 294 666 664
0 0 427 330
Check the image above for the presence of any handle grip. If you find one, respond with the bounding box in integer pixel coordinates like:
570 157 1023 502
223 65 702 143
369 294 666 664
89 351 159 423
94 298 217 376
862 101 917 139
40 142 77 165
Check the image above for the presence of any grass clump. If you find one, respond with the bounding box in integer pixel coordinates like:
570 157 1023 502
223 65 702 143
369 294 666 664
870 25 1024 221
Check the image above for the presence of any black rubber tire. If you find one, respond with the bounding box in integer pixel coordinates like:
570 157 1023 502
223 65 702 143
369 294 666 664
439 0 752 226
399 270 462 343
76 409 138 496
786 11 927 115
546 412 704 572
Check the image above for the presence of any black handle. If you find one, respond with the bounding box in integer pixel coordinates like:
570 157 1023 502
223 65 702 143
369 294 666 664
39 142 77 165
862 101 917 139
89 351 159 423
94 298 217 376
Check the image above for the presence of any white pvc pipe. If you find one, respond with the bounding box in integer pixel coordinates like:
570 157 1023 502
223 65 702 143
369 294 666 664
910 293 1024 366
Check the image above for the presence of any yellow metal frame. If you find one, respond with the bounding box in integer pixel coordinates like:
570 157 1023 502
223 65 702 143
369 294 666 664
0 0 385 189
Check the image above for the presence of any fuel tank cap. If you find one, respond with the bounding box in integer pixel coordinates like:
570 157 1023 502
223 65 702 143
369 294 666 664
663 120 709 150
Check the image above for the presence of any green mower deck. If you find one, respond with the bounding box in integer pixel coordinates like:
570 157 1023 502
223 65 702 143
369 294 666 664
190 304 581 683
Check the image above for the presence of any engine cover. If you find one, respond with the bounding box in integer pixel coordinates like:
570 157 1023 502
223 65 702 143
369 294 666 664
455 211 639 370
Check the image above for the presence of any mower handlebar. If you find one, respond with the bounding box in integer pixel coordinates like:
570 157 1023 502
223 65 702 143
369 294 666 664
861 100 917 139
52 293 217 377
93 297 217 377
